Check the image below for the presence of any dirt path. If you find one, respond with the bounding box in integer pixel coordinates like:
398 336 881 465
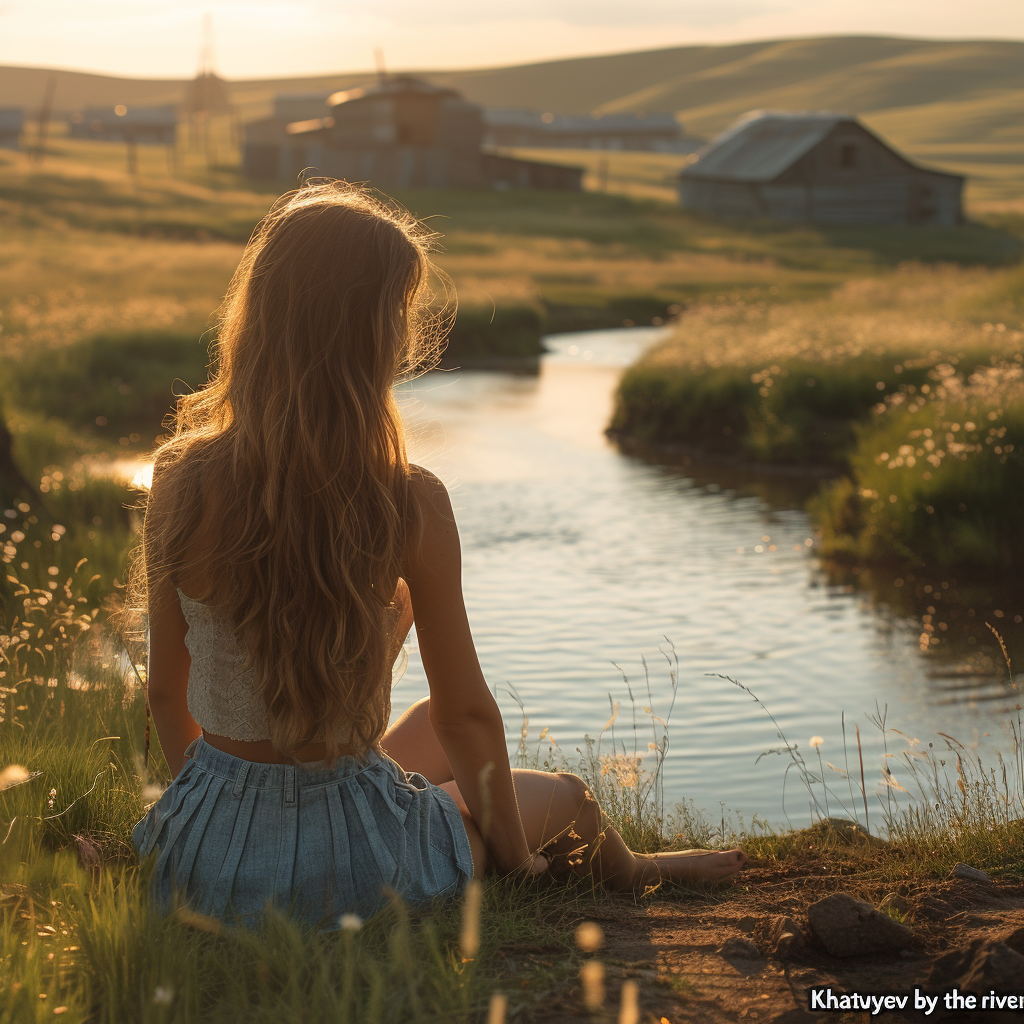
530 865 1024 1023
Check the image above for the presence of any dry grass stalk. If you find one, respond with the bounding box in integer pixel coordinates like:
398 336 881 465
580 959 605 1010
486 992 507 1024
618 979 640 1024
459 878 482 960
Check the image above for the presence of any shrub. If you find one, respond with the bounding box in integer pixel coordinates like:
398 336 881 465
441 304 544 363
10 330 212 441
813 361 1024 569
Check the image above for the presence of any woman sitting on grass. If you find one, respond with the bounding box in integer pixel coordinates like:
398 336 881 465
133 181 746 929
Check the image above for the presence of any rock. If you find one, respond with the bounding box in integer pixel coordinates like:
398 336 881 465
736 915 758 934
757 915 809 960
878 892 911 917
807 893 913 958
1000 926 1024 957
960 940 1024 994
951 862 991 883
719 935 761 960
926 938 985 990
811 817 888 848
775 931 808 962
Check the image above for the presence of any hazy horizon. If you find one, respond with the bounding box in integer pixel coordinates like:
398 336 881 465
0 1 1022 81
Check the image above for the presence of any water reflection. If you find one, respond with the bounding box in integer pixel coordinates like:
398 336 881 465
103 327 1021 826
393 328 1021 826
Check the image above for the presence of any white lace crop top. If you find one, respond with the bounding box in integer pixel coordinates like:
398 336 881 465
177 588 271 740
174 588 409 742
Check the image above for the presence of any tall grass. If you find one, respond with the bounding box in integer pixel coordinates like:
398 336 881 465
814 359 1024 569
3 542 1024 1019
0 557 590 1022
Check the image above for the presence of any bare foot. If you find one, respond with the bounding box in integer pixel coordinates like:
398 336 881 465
634 848 748 889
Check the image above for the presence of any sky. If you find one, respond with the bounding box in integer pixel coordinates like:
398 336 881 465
1 0 1022 80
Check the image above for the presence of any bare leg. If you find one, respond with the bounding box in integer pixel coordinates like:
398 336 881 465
381 697 454 786
440 769 747 890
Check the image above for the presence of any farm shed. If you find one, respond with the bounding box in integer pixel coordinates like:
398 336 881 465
243 77 582 191
68 106 178 145
483 109 696 153
679 111 963 225
0 108 24 150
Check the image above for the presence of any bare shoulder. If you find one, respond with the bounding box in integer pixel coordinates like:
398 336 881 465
405 465 460 573
407 464 455 523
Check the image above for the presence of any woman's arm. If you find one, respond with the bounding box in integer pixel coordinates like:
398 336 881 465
403 468 534 875
145 485 202 777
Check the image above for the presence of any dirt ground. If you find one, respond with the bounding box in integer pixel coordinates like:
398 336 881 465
529 863 1024 1024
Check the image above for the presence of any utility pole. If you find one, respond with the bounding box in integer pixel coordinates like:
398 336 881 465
34 74 57 166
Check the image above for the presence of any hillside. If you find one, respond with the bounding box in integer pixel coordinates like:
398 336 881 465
1 36 1022 143
2 36 1024 204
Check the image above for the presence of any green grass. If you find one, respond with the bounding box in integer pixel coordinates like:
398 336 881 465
812 363 1024 570
2 545 1024 1020
610 264 1024 572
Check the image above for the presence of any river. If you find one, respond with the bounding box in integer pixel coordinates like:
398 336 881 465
392 327 1021 829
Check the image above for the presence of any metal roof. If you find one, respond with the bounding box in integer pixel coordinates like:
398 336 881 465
327 76 460 109
682 110 849 182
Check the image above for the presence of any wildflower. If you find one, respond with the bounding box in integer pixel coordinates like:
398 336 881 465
48 787 56 810
152 987 173 1006
142 783 165 803
338 913 362 932
575 921 604 952
0 764 31 791
580 960 605 1010
809 736 824 750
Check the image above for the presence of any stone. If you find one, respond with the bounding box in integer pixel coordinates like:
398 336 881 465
878 892 911 917
951 862 991 883
758 915 809 960
960 941 1024 994
719 935 761 960
807 893 913 958
1000 926 1024 957
814 817 887 847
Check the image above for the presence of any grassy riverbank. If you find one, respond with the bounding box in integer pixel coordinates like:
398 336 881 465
2 542 1023 1022
611 263 1024 580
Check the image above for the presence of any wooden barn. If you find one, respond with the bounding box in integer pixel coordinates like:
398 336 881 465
0 108 23 150
243 77 583 191
483 109 695 153
679 111 964 226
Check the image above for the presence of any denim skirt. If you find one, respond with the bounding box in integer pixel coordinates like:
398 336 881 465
132 736 474 930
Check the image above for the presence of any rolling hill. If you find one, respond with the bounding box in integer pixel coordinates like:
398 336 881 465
2 36 1023 201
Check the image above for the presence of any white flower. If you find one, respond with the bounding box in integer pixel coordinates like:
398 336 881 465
339 913 363 932
0 764 30 791
152 986 174 1005
809 736 824 750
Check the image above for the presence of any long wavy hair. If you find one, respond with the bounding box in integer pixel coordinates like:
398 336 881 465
137 181 444 762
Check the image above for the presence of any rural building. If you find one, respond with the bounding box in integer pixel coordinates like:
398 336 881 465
484 109 697 153
243 76 583 191
0 108 23 150
271 93 335 122
68 106 178 145
678 111 964 225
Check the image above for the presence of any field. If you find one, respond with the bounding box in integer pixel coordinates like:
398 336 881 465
2 122 1024 1020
